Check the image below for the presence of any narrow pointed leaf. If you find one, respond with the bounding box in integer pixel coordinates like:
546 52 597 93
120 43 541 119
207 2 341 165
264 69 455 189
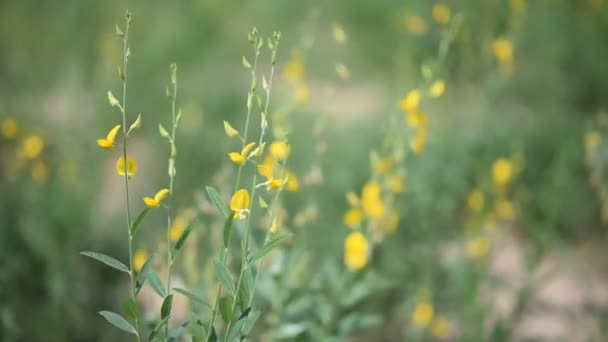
223 213 235 248
241 309 262 335
99 310 137 335
135 253 155 294
147 270 167 298
173 288 210 308
213 259 235 296
148 316 170 341
252 234 291 261
219 296 233 323
205 186 230 218
161 294 174 319
81 251 129 273
122 299 138 320
172 223 194 261
130 208 150 237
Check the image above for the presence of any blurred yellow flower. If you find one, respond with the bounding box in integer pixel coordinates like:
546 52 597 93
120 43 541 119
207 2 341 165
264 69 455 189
407 110 428 129
492 158 513 188
467 189 485 212
267 177 285 191
373 157 393 174
97 124 121 150
116 155 137 177
496 199 515 220
411 129 427 155
228 142 256 166
493 38 514 65
381 209 399 234
509 0 527 12
258 157 275 179
430 316 453 339
143 188 170 208
389 174 407 193
283 55 304 82
1 117 18 140
230 189 250 219
467 237 490 259
285 170 300 192
23 135 44 160
223 121 240 138
585 131 602 151
412 301 434 327
405 15 428 35
432 4 451 25
133 249 148 272
344 231 369 271
170 215 188 241
343 207 364 228
399 89 421 112
270 141 290 160
430 80 445 98
31 160 48 184
362 181 385 219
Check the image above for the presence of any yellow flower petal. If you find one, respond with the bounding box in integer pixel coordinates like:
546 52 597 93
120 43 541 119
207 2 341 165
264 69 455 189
344 231 369 271
412 302 434 327
230 189 251 219
1 117 18 140
429 80 445 98
432 4 451 25
228 152 246 165
106 124 121 143
223 121 240 138
144 197 159 208
133 249 148 272
492 158 513 189
343 207 364 228
23 135 44 160
270 141 290 160
116 156 137 177
399 89 421 112
241 142 256 158
154 188 170 202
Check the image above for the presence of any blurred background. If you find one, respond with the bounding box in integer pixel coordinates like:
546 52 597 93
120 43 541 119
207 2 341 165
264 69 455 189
2 0 608 341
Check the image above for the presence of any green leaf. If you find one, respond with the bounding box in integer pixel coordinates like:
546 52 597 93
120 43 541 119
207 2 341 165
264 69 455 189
135 253 155 295
81 251 129 273
172 223 194 261
159 123 169 138
161 294 173 319
147 316 170 341
239 268 254 311
205 186 230 218
227 318 245 342
223 213 235 248
122 299 138 320
252 234 291 261
242 56 252 69
218 296 233 323
241 309 262 335
213 259 236 296
130 208 150 237
147 270 167 298
173 288 210 308
99 310 137 335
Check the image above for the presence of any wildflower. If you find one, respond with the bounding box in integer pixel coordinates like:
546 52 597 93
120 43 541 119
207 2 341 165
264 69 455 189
493 38 514 65
389 174 407 193
1 117 18 140
283 55 304 82
430 316 452 339
228 142 256 166
344 231 369 271
362 181 385 219
467 189 485 212
23 135 44 160
143 188 170 208
116 155 137 177
407 110 428 129
411 301 434 327
31 160 48 184
223 121 240 138
496 199 515 220
429 80 445 98
432 4 451 25
230 189 251 219
381 209 399 234
269 141 290 160
285 170 300 192
411 129 427 155
467 237 490 259
266 177 285 191
399 89 421 112
373 157 393 174
97 124 121 150
343 207 364 228
492 158 513 188
258 157 275 179
170 216 188 241
133 249 148 272
585 131 602 151
405 15 428 35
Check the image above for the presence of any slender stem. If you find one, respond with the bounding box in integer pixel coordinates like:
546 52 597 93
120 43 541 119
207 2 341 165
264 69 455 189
120 14 141 342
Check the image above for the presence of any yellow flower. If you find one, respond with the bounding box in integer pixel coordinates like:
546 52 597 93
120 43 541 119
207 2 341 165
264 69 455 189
399 89 421 112
411 129 427 155
430 316 452 339
412 302 434 328
389 174 407 193
492 158 513 188
296 82 310 105
467 189 484 212
258 157 275 179
496 199 515 220
97 124 121 150
381 209 399 234
344 231 369 271
429 80 445 98
432 4 451 25
31 160 48 184
23 135 44 160
133 249 149 272
223 121 240 138
283 55 304 82
362 181 385 219
373 157 393 174
267 177 285 191
493 38 514 65
285 170 300 192
404 15 428 35
230 189 251 219
116 155 137 177
467 237 490 260
143 188 170 208
269 141 290 160
1 117 18 140
228 142 256 166
585 131 602 151
343 207 364 228
170 216 188 241
407 110 428 129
